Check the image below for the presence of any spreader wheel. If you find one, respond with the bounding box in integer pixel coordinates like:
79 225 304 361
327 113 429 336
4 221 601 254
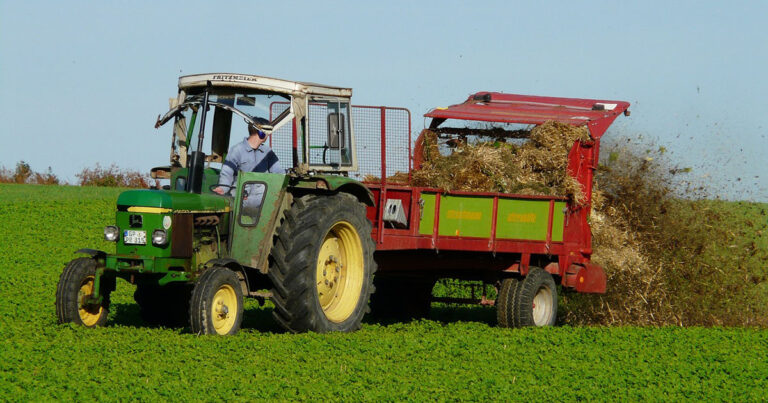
269 193 376 333
495 276 522 328
56 257 111 327
189 267 244 335
514 267 558 327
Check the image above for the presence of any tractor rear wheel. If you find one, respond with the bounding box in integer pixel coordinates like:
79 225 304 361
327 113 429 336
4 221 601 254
269 193 376 333
189 267 244 335
56 257 111 327
514 267 558 327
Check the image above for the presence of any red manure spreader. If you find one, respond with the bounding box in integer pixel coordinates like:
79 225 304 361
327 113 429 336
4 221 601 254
360 92 630 327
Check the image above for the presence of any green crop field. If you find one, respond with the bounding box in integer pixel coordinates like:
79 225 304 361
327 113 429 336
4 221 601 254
1 184 766 400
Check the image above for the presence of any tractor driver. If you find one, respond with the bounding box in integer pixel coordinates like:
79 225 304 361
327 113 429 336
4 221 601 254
214 122 285 214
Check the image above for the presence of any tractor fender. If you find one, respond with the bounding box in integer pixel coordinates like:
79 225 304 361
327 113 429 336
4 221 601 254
75 249 106 259
290 176 375 206
335 182 375 206
205 258 251 295
73 249 113 294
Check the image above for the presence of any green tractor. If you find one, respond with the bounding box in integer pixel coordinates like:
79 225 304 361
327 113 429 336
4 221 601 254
56 74 377 334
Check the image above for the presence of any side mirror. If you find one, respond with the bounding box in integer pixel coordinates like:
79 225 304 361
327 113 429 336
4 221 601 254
327 113 346 149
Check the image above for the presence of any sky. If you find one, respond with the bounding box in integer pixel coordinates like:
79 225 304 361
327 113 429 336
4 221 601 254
1 1 766 201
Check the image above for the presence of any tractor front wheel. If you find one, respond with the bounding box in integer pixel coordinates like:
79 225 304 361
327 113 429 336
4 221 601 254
56 257 111 327
189 267 244 335
269 193 376 333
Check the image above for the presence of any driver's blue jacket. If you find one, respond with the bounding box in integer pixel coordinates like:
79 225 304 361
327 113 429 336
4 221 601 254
218 138 285 210
218 137 285 188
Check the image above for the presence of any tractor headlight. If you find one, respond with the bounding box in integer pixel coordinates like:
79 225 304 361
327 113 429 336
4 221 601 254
152 229 168 246
104 226 119 242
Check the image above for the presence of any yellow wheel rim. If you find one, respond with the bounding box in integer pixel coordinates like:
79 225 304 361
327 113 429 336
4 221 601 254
211 284 238 335
315 221 364 323
77 276 103 327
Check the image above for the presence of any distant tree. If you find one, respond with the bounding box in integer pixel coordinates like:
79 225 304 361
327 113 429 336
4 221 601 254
34 166 60 185
0 161 147 187
0 166 11 183
13 161 32 184
76 163 151 188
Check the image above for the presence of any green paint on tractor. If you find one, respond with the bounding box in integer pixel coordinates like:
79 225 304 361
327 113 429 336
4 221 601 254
229 172 290 270
118 189 230 212
168 167 222 193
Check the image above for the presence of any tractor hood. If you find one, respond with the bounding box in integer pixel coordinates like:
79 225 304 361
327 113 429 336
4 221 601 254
117 190 231 213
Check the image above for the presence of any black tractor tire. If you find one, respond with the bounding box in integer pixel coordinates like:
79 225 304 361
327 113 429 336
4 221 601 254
189 266 244 335
56 257 111 327
268 193 376 333
134 282 192 328
514 267 558 327
495 276 522 328
370 276 434 321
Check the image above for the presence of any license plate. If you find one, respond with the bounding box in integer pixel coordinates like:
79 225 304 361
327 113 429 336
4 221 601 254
124 230 147 245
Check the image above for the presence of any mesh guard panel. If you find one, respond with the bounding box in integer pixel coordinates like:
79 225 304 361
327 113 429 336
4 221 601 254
269 103 411 182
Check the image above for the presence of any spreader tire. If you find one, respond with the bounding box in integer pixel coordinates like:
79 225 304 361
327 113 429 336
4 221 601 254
56 257 111 327
514 267 558 327
269 193 376 333
496 276 522 328
134 282 192 328
189 267 244 335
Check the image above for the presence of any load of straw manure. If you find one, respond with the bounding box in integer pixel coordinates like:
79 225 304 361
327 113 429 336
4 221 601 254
411 121 591 205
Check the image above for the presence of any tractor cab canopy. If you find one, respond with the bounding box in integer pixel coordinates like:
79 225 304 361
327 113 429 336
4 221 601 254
155 73 356 172
425 92 631 139
178 73 352 98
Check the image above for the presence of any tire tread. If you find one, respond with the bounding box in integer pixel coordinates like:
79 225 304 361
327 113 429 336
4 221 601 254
268 193 376 333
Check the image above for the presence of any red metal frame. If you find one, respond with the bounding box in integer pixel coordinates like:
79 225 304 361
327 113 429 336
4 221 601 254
424 92 629 137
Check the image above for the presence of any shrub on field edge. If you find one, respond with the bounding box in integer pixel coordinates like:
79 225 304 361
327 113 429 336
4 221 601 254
0 161 152 188
0 161 60 185
75 163 152 188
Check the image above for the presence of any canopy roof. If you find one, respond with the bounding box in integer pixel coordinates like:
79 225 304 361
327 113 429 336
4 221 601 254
178 73 352 98
425 92 630 138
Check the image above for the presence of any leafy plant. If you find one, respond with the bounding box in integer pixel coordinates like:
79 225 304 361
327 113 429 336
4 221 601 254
0 184 765 400
0 161 59 185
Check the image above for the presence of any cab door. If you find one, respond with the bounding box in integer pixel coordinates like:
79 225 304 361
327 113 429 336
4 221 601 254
229 172 290 271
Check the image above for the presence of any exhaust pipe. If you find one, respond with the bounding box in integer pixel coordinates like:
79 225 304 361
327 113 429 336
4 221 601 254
187 82 211 194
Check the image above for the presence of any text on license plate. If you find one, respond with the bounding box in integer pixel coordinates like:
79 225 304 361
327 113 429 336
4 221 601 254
124 230 147 245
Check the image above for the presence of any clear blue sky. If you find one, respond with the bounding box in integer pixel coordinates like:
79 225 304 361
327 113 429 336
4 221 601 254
1 1 766 201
